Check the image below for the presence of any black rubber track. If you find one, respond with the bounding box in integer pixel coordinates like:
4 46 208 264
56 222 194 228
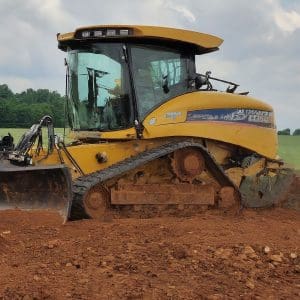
70 139 239 220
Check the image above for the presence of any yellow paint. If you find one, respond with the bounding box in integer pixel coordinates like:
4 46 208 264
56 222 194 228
34 139 167 179
243 158 266 176
57 32 74 41
57 25 223 51
225 167 244 186
143 91 278 159
69 127 136 140
266 161 282 170
205 140 231 164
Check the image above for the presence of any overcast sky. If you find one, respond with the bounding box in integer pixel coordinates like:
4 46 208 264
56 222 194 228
0 0 299 129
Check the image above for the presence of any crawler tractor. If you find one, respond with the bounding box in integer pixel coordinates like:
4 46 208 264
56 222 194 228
0 25 299 221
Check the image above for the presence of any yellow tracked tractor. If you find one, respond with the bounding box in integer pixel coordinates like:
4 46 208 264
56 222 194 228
0 25 299 222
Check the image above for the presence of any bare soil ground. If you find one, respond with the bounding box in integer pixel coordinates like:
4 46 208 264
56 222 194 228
0 208 299 299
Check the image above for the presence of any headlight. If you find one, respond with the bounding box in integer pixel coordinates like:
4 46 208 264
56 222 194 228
81 31 91 38
106 29 116 36
75 28 133 39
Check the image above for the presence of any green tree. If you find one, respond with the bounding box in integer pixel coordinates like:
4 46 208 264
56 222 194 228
0 84 14 100
277 128 291 135
0 84 65 128
293 129 300 136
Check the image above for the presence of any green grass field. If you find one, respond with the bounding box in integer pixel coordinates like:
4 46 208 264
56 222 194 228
1 128 299 169
0 128 71 145
278 135 300 170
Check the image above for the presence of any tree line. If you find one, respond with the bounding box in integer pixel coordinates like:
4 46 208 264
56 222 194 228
0 84 65 128
278 128 300 136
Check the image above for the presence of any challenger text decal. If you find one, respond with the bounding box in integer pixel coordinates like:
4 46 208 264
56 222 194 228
186 108 274 128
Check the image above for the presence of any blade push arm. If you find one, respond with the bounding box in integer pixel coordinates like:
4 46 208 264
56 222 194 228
9 115 55 165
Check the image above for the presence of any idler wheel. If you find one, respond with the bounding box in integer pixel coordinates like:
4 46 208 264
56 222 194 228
171 148 205 182
83 184 110 219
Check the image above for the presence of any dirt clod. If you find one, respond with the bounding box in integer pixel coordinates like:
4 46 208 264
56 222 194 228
46 239 60 249
214 247 233 260
65 262 73 267
270 254 283 263
246 279 255 290
290 252 297 259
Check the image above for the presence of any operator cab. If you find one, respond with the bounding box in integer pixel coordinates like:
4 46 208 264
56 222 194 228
58 25 223 133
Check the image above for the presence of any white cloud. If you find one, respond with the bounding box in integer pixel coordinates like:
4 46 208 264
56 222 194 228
274 10 300 32
272 2 300 32
163 1 196 22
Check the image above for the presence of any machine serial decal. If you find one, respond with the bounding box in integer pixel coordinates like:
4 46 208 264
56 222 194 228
186 108 274 128
165 112 182 119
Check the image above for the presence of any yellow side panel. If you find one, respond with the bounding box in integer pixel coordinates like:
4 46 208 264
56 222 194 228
69 127 136 140
143 91 278 159
143 122 277 159
34 139 167 178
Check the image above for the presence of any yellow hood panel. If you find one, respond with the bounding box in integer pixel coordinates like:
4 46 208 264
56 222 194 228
143 92 278 159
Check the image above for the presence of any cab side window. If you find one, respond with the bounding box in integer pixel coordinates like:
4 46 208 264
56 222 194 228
131 45 191 119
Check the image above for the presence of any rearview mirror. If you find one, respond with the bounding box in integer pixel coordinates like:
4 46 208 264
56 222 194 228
195 74 208 89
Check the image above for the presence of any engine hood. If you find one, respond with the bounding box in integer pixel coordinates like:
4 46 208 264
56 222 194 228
142 91 278 159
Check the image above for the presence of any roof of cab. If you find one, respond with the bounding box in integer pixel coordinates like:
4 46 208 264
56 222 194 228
57 25 223 53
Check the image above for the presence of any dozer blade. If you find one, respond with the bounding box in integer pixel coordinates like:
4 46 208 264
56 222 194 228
240 168 300 210
0 162 72 222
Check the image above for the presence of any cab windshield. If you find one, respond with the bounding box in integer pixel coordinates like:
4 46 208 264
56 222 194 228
67 43 132 131
67 42 194 131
